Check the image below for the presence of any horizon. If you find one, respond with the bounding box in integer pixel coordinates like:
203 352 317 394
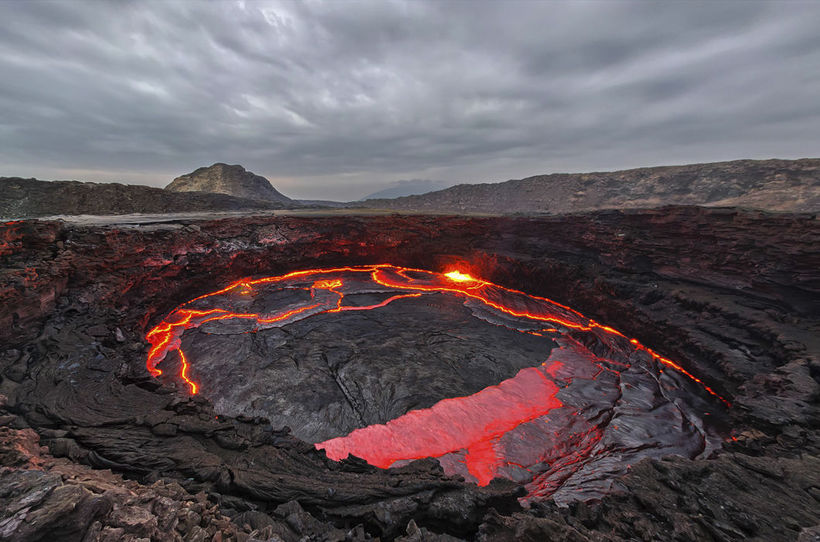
3 155 816 203
1 1 819 200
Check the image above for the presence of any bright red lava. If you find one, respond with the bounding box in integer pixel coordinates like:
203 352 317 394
0 221 25 257
317 365 562 484
145 264 729 486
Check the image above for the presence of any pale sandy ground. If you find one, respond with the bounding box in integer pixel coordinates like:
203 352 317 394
17 199 812 228
22 207 495 226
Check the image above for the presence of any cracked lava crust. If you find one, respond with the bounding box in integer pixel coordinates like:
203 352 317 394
145 264 728 505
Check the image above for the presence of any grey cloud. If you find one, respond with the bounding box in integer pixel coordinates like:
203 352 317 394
0 0 818 200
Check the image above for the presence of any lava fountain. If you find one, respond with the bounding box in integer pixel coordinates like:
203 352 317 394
145 264 728 504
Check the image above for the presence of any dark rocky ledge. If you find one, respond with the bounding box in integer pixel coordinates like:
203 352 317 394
0 206 818 541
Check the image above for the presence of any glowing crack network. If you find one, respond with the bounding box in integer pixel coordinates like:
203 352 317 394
145 264 728 500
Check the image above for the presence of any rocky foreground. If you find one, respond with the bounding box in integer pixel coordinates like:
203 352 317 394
0 207 818 541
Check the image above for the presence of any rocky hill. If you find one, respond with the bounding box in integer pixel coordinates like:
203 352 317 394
360 158 820 214
166 163 292 205
0 177 289 219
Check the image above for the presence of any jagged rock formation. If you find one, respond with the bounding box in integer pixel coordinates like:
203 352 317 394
166 163 293 205
0 425 249 541
360 158 820 214
0 177 289 219
1 207 818 540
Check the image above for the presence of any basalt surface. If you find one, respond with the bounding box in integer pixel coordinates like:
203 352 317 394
0 207 818 541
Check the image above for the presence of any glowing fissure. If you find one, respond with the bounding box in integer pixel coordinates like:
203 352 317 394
144 264 728 493
1 221 24 257
146 264 727 401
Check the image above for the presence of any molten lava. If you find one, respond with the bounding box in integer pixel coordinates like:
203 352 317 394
318 365 562 484
444 270 480 283
144 264 728 498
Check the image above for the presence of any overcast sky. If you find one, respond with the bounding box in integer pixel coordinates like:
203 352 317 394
1 1 818 200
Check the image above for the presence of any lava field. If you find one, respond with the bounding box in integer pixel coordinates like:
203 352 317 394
1 207 818 541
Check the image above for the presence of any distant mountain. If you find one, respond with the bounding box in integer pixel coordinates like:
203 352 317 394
166 163 292 205
296 199 348 208
0 177 289 219
358 159 820 214
361 179 449 201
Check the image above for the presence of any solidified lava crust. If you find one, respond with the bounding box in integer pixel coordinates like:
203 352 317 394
1 207 818 541
146 265 726 504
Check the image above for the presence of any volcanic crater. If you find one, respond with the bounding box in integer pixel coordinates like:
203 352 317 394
147 265 726 506
1 207 818 541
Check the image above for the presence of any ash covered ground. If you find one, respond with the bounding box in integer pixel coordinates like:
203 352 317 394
1 207 818 541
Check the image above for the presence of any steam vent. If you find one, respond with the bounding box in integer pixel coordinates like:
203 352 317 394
1 208 818 540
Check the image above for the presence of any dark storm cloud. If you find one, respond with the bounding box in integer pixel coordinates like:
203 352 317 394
0 0 818 199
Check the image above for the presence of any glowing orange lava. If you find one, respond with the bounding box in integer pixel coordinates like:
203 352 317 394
177 349 197 394
444 270 479 282
145 264 729 408
0 221 24 257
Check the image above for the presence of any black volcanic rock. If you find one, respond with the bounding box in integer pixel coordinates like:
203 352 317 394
166 163 292 205
360 158 820 214
0 207 817 540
